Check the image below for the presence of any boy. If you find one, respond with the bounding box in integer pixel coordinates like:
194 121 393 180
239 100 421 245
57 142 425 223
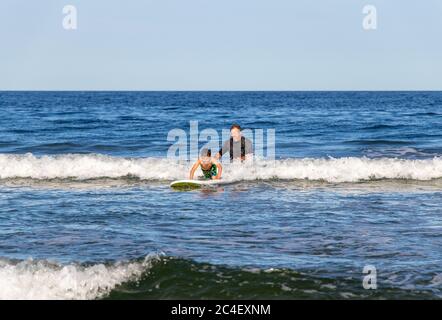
189 148 222 180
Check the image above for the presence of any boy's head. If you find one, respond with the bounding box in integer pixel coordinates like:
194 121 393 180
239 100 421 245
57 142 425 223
200 148 212 163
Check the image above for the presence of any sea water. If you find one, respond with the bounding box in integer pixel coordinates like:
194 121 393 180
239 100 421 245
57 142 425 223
0 91 441 299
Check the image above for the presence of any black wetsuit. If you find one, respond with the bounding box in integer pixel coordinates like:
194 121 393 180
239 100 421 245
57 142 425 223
218 137 253 161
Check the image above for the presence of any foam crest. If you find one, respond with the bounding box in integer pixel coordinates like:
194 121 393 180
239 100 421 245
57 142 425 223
1 153 442 183
0 153 186 180
0 255 160 300
228 157 442 183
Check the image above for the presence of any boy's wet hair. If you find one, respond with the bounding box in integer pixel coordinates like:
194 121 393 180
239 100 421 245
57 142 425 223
200 148 211 157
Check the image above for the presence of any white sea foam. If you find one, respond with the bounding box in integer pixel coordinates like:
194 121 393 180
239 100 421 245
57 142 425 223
1 153 442 183
0 254 160 300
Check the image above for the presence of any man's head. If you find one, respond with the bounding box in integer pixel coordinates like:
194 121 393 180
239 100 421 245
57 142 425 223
200 148 212 164
230 124 242 142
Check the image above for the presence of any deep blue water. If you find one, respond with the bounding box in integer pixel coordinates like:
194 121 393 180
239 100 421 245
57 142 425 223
1 91 442 158
0 91 441 299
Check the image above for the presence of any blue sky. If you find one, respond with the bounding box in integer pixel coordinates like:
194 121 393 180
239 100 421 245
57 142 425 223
1 0 441 90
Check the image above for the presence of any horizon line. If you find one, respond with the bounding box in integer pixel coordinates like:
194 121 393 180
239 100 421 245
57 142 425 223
1 89 442 93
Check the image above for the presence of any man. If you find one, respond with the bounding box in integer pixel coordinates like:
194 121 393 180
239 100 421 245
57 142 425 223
215 124 253 161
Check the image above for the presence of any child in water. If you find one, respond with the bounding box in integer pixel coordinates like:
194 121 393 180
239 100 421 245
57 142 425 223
189 148 222 180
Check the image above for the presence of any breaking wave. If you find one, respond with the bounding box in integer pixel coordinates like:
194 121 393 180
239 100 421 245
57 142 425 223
0 254 161 300
1 256 439 300
1 153 442 183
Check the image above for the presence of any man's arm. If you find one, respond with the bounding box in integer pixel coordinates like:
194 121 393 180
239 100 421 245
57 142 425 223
215 140 230 160
244 138 254 160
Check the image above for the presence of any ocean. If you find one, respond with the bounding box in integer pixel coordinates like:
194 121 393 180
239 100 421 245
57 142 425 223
0 91 441 299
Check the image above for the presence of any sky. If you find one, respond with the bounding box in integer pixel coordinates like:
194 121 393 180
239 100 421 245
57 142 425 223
1 0 442 90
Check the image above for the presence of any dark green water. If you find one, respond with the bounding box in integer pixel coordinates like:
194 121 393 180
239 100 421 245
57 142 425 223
105 257 437 300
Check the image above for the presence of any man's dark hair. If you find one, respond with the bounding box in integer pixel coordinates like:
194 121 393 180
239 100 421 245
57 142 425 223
230 124 241 131
200 148 211 157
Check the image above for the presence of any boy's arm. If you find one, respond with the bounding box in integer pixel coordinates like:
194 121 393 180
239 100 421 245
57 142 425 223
189 160 200 179
213 161 223 180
